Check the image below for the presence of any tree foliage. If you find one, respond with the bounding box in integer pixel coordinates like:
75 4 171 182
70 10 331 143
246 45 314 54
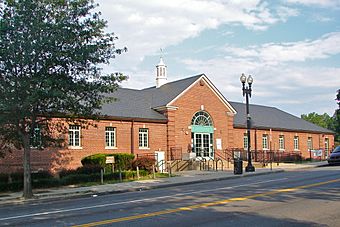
0 0 126 198
334 89 340 142
301 112 333 129
301 89 340 143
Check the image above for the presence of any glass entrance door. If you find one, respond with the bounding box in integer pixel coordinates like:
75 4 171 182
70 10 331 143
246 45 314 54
194 133 211 158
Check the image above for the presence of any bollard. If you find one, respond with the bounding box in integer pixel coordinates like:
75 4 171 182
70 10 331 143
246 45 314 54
100 169 104 184
136 166 140 180
168 161 172 178
152 165 156 179
119 168 122 182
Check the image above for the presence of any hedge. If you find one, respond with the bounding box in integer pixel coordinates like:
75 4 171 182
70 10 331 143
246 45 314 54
81 153 135 172
132 156 156 173
0 170 150 192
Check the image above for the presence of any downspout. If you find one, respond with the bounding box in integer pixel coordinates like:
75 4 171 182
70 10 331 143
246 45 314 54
131 120 134 155
254 128 257 161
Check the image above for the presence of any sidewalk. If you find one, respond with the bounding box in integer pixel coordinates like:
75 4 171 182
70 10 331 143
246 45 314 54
0 161 327 206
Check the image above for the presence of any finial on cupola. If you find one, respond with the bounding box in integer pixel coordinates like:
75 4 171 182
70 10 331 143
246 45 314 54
156 48 167 88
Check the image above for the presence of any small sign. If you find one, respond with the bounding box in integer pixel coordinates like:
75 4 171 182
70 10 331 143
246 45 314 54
311 150 322 157
216 139 222 150
105 156 115 164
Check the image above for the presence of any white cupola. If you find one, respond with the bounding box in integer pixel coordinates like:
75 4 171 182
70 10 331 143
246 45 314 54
156 57 167 88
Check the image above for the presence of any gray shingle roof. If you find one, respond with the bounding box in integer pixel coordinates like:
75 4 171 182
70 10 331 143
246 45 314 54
99 74 203 121
99 74 333 134
141 74 203 108
99 88 167 121
230 101 334 134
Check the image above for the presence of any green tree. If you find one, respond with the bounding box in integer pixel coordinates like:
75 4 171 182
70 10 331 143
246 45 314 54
0 0 126 198
301 112 333 129
334 89 340 142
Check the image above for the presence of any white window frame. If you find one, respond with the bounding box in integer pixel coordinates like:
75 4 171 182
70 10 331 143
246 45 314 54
69 125 81 148
243 133 248 150
279 135 285 150
139 128 149 149
294 136 299 151
30 126 42 148
262 134 269 150
325 138 329 152
307 137 313 150
105 127 116 149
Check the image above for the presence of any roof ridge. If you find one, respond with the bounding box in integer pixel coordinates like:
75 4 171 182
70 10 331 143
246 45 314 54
142 74 204 90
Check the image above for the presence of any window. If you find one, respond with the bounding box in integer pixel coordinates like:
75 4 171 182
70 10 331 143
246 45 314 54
279 135 285 150
105 127 116 148
69 125 81 147
325 138 329 153
294 136 299 150
191 111 213 126
139 128 149 148
30 126 42 148
243 133 248 150
262 134 268 150
307 137 313 150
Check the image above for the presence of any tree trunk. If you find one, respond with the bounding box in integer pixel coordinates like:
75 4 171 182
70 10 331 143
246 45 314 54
23 134 33 199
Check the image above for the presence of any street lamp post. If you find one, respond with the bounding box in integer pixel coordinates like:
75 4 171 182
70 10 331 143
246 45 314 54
240 73 255 172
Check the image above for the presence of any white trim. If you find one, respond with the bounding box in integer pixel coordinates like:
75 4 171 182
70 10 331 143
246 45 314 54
153 105 179 111
167 75 237 114
68 146 83 150
105 146 117 150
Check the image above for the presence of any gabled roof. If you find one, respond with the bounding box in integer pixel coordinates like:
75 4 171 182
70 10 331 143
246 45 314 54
230 101 334 134
141 74 203 108
99 74 204 121
100 88 167 121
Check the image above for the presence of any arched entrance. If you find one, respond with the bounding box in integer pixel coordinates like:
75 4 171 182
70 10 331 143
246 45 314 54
191 111 214 159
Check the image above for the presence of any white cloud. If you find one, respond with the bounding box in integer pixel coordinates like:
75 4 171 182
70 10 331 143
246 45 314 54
181 54 340 115
285 0 340 8
223 32 340 65
96 0 298 70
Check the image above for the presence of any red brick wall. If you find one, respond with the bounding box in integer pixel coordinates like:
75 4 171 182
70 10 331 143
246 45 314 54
0 119 167 173
232 128 334 158
169 78 235 154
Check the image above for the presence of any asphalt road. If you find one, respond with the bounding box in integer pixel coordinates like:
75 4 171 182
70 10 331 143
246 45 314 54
1 166 340 227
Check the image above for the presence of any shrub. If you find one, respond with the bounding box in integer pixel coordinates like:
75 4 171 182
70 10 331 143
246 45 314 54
60 173 101 185
81 153 107 167
0 182 22 192
132 156 156 173
114 153 134 171
58 168 78 178
32 171 54 179
32 178 60 188
81 153 135 172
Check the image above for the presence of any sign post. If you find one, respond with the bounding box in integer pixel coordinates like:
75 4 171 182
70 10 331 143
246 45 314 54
105 156 115 173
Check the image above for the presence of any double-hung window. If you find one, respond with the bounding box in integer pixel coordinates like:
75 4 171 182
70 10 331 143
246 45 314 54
105 127 116 148
307 137 313 150
294 136 299 151
30 126 42 148
325 138 329 153
69 125 81 147
279 135 285 150
262 134 268 150
139 128 149 148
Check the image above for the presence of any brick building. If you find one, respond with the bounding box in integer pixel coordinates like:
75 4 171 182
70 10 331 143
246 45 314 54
0 58 334 173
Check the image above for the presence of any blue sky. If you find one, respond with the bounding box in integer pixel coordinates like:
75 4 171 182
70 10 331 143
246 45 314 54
96 0 340 117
